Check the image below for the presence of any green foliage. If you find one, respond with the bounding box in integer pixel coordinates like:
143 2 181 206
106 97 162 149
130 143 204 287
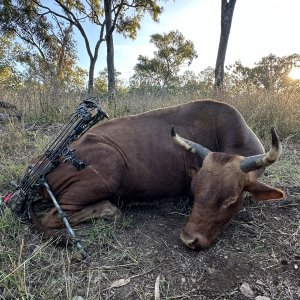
94 75 108 95
132 30 198 88
94 68 127 95
0 1 168 96
0 36 23 94
25 0 166 93
252 54 300 91
117 0 163 39
178 68 215 97
227 53 300 94
0 0 76 72
0 0 81 104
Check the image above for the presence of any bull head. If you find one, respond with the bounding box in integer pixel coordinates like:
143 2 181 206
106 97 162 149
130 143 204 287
172 127 284 250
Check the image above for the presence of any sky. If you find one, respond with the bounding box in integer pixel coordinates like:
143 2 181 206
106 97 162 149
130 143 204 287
75 0 300 80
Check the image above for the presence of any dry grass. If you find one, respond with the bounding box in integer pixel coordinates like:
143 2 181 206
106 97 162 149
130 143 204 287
107 89 300 141
3 82 300 139
222 91 300 140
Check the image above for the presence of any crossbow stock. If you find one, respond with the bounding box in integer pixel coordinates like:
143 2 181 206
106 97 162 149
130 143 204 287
1 96 108 258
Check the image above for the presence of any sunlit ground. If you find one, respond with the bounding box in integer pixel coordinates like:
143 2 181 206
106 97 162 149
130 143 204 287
289 67 300 79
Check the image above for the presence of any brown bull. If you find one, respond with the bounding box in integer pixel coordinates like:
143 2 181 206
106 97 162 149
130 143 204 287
33 100 284 249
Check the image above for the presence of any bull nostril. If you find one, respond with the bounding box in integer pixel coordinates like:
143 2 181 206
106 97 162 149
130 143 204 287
188 238 198 249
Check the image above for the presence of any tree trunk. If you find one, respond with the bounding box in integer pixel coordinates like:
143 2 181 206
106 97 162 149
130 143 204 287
104 0 116 102
52 23 73 107
56 23 73 79
214 0 236 95
88 57 96 94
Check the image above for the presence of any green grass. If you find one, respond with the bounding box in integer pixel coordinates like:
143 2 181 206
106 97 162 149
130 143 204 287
88 218 117 245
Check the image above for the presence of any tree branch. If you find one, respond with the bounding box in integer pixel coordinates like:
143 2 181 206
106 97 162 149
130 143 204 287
108 0 125 38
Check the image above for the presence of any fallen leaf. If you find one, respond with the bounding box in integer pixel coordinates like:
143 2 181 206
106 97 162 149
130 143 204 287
155 275 160 300
255 296 271 300
110 278 130 288
240 282 254 298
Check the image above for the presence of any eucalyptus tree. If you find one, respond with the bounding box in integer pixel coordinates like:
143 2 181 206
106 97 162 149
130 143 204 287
94 67 126 96
0 36 22 95
0 1 76 81
228 54 300 93
132 30 198 88
33 0 164 97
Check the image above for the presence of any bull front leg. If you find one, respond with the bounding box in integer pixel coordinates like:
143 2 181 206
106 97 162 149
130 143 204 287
40 199 122 229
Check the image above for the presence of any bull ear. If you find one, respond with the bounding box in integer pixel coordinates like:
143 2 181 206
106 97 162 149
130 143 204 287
245 181 284 201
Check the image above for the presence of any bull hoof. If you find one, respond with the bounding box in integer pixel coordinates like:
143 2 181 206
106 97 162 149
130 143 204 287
101 206 122 221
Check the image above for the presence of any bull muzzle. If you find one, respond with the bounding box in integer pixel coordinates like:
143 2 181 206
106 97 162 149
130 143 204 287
180 228 213 250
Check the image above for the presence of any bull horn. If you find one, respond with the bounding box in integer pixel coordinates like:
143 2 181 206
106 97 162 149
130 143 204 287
240 127 282 173
171 126 211 159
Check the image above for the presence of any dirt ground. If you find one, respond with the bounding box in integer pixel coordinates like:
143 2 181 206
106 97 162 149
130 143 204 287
73 182 300 300
0 127 299 300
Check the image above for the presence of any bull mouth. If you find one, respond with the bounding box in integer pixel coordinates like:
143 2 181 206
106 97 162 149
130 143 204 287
180 229 212 250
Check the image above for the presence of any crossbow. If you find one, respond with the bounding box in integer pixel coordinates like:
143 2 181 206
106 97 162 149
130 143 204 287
1 96 108 258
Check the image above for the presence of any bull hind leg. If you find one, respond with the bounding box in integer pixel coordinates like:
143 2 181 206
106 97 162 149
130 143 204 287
40 200 121 229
